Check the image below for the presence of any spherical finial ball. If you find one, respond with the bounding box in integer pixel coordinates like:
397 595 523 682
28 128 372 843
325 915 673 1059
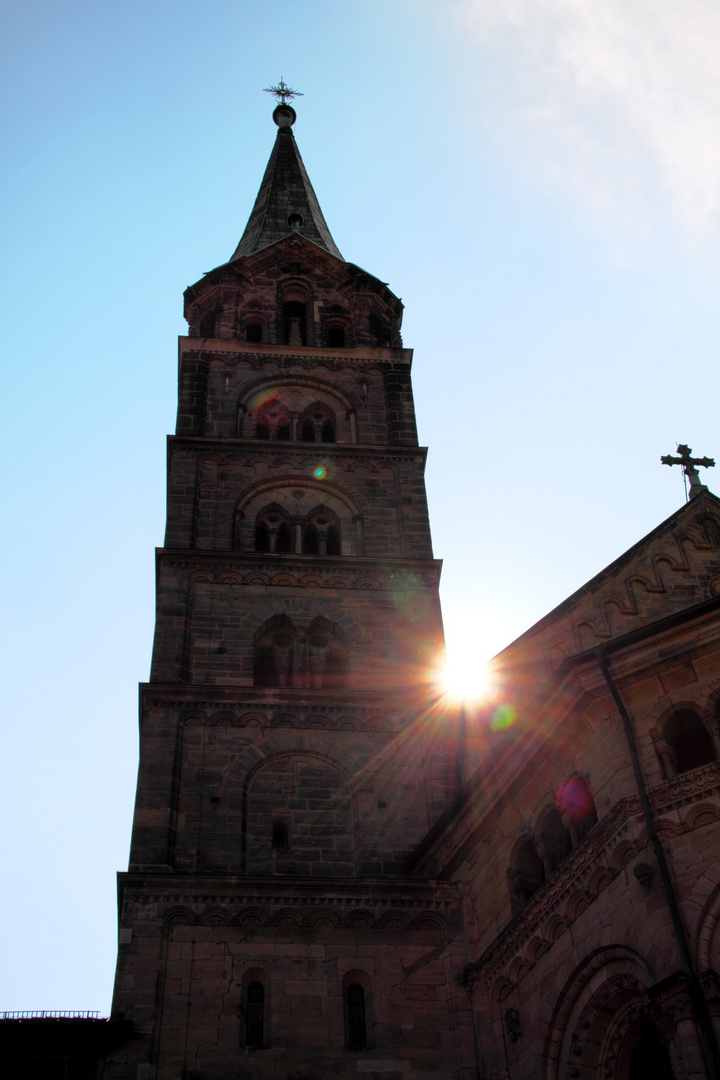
273 104 297 128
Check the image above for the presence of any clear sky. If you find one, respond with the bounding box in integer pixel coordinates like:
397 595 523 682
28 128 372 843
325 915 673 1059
2 0 719 1013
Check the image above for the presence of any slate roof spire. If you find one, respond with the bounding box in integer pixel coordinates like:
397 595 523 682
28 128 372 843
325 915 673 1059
230 102 343 262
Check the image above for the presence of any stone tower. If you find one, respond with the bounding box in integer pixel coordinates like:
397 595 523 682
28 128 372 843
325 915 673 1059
107 101 475 1080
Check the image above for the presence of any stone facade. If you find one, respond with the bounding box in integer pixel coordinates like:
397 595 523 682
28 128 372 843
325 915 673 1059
98 104 720 1080
105 104 470 1080
414 576 720 1080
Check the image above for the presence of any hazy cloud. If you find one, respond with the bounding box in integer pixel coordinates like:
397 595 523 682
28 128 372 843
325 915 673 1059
451 0 720 233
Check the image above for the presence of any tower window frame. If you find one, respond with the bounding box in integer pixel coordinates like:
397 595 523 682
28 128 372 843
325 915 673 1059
347 984 366 1050
508 835 545 915
241 968 270 1049
254 505 293 554
557 777 598 845
662 707 716 775
299 402 336 444
283 300 307 346
199 306 219 338
342 971 373 1051
246 981 264 1047
254 396 291 441
326 322 347 349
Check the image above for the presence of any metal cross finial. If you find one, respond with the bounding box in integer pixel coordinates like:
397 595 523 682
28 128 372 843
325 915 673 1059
661 443 715 500
263 78 304 105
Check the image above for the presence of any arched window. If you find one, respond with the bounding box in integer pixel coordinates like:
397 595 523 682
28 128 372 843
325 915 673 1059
254 506 293 554
306 616 347 689
253 616 346 690
245 322 263 343
199 308 217 337
323 645 346 688
342 971 373 1050
347 984 366 1049
255 521 270 552
241 967 270 1048
276 523 292 552
303 508 341 556
558 778 598 845
299 403 336 443
538 808 572 876
368 313 390 347
301 418 316 442
253 616 296 688
246 982 264 1047
283 300 306 345
327 524 341 556
255 396 291 441
303 523 319 554
509 836 545 915
664 709 716 774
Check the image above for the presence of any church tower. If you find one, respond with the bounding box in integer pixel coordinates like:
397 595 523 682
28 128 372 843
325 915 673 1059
107 96 474 1080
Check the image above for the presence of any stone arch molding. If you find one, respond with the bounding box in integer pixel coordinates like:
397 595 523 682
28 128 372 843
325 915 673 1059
253 613 348 690
233 475 364 555
243 749 357 878
693 865 720 972
542 945 661 1080
237 374 357 443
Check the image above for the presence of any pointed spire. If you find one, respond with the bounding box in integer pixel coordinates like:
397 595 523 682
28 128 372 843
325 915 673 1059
230 102 343 262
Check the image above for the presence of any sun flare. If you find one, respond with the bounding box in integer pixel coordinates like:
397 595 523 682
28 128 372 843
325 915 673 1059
439 650 493 705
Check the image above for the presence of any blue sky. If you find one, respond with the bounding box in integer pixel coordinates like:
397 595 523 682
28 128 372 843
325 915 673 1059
2 0 719 1012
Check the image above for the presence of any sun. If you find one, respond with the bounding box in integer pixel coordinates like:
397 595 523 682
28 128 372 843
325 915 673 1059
439 649 493 705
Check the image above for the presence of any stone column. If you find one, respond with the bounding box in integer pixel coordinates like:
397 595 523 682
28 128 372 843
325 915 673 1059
654 736 676 779
354 515 365 556
706 718 720 760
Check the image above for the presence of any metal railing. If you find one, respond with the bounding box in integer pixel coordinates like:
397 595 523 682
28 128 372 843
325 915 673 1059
0 1010 101 1020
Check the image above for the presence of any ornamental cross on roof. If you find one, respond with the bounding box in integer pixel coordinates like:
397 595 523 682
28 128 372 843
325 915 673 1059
661 443 715 499
263 78 303 105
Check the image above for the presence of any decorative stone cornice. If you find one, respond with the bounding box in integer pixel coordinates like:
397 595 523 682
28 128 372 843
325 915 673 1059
168 438 428 464
158 551 442 592
118 876 461 934
140 683 432 719
141 698 407 733
179 339 413 367
647 760 720 814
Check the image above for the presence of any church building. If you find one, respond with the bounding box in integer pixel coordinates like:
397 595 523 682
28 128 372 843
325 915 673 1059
5 91 720 1080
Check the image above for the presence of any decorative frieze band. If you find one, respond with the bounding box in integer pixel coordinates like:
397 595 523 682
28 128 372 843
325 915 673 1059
162 556 441 593
125 893 458 934
182 347 411 371
144 699 407 733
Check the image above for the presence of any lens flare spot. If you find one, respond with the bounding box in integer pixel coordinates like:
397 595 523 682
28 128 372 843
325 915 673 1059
558 778 594 817
253 388 283 411
313 466 327 480
491 703 516 731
